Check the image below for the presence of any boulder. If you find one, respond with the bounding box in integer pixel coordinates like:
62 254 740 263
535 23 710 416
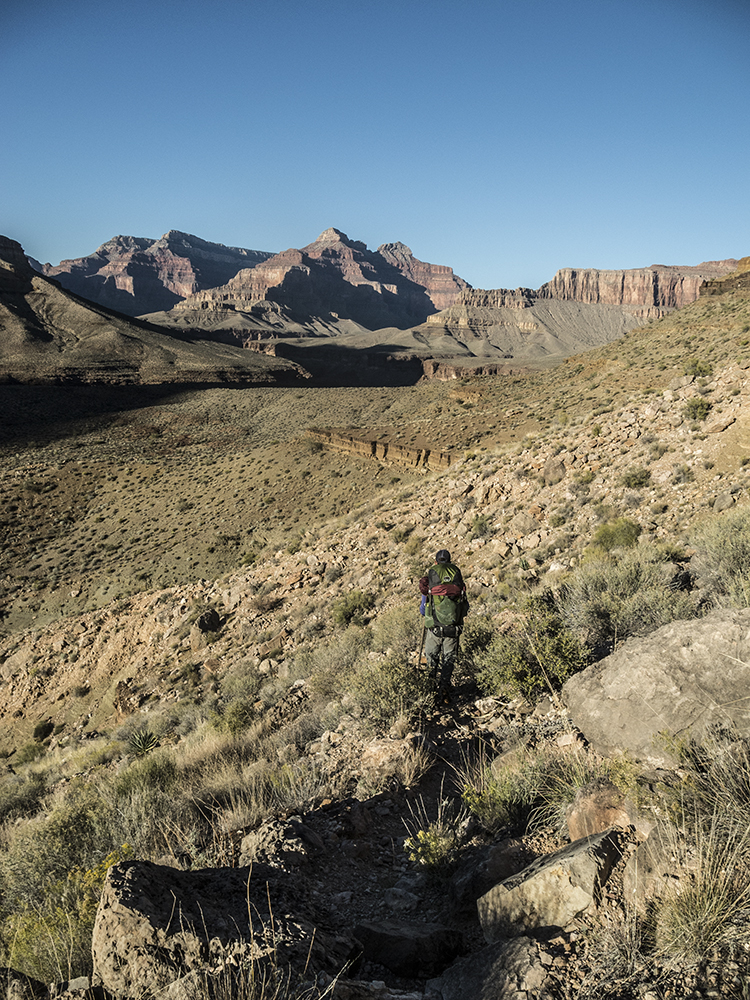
91 861 349 998
427 937 547 1000
566 779 652 842
477 828 631 941
562 609 750 766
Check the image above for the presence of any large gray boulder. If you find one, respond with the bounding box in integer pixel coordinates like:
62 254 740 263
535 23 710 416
91 861 351 998
477 828 631 941
562 609 750 766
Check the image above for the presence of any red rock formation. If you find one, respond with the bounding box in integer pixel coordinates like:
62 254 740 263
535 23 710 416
538 261 738 309
182 229 469 331
38 231 273 317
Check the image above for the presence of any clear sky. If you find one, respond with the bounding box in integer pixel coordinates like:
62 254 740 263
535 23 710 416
2 0 748 290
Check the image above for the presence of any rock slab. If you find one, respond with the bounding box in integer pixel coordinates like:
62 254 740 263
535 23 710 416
563 608 750 765
92 861 346 998
477 828 629 941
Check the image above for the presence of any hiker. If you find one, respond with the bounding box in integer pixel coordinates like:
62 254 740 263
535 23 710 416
419 549 468 700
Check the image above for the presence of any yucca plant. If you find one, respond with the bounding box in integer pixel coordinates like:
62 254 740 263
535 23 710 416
127 728 160 757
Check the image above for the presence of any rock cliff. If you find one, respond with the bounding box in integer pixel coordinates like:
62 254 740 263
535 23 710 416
173 228 470 332
0 235 307 385
538 260 738 309
37 231 273 316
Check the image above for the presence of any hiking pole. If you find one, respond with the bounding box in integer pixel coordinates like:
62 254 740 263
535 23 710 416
417 624 426 673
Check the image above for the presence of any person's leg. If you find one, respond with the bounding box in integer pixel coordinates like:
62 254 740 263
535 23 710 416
438 634 459 690
424 629 441 680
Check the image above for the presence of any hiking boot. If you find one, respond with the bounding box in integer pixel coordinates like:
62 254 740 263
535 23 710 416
437 683 452 705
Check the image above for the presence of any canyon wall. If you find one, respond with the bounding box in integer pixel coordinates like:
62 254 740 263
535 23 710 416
180 228 470 331
538 261 738 309
38 232 273 316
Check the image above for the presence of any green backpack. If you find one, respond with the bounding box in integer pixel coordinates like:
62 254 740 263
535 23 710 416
424 563 467 632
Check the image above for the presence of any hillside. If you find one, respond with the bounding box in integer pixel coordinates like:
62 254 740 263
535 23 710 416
1 280 750 997
0 235 307 386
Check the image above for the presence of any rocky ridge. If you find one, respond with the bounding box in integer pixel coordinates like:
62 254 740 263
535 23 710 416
0 235 307 385
146 228 470 336
38 231 273 317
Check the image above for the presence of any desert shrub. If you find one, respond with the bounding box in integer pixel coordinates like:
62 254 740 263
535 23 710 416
559 546 699 652
0 845 132 982
348 653 432 730
458 614 496 673
655 814 750 965
685 358 713 377
591 517 641 552
474 592 588 700
0 770 47 823
456 745 535 833
403 784 465 870
0 785 105 914
13 742 46 766
110 747 178 801
691 505 750 607
469 514 492 540
457 742 637 838
683 397 712 421
331 590 374 626
671 463 695 484
218 698 256 736
619 468 651 489
299 627 367 699
221 660 262 703
370 604 422 657
525 745 638 836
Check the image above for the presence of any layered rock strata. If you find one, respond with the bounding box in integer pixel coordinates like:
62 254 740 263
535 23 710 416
0 235 307 385
538 260 738 309
163 228 470 332
38 231 273 316
306 428 452 470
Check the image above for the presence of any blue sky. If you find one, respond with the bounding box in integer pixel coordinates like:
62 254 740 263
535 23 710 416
2 0 748 290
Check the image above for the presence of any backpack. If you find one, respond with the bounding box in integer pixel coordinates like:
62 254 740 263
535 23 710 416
423 563 468 633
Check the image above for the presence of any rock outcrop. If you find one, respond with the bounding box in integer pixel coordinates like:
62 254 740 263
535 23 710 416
38 231 273 317
538 260 738 309
0 235 307 385
92 860 352 998
148 228 470 334
422 260 739 361
562 608 750 766
701 256 750 296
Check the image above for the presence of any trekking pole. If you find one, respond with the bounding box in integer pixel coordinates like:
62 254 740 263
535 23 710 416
417 624 426 672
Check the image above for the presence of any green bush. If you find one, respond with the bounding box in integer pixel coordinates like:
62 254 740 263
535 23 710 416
685 358 713 377
348 653 432 730
331 590 374 626
683 397 712 421
457 748 534 833
474 592 587 700
1 845 132 982
691 505 750 607
591 517 642 551
655 816 750 965
619 468 651 489
559 546 699 651
469 514 492 540
403 787 464 870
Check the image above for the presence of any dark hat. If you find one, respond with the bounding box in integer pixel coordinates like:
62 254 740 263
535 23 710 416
435 549 451 563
